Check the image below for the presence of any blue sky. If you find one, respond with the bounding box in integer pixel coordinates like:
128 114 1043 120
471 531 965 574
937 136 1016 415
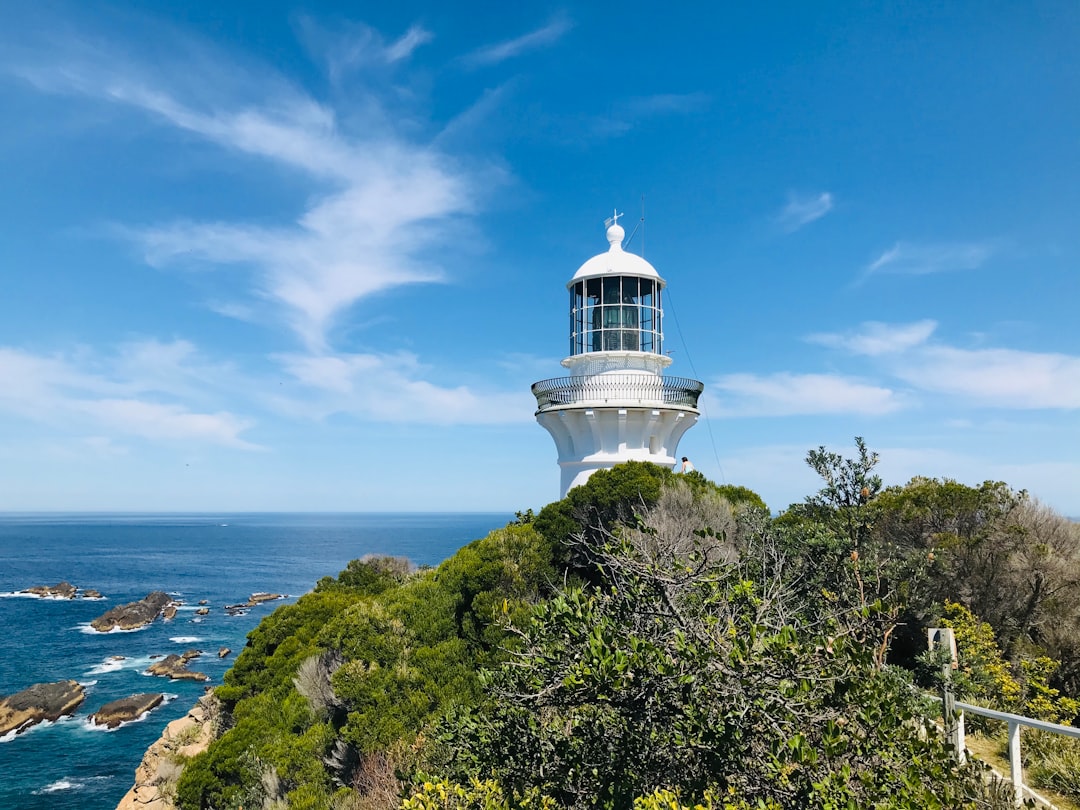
1 1 1078 514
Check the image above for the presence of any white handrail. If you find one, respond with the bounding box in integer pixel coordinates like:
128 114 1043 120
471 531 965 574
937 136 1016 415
950 700 1079 808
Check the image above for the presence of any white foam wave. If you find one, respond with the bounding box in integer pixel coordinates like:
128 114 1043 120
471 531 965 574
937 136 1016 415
0 591 67 600
34 778 83 794
0 717 56 742
84 655 156 676
170 636 203 644
79 679 99 688
77 622 148 635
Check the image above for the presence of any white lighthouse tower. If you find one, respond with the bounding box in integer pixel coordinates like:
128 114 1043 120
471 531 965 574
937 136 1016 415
531 213 703 498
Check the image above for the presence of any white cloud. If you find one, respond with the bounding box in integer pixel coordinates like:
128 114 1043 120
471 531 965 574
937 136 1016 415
295 18 433 84
272 351 534 425
709 372 905 417
893 346 1080 409
9 28 492 352
863 240 995 278
0 344 258 448
804 320 1080 410
76 399 257 449
807 320 937 356
777 191 833 232
462 15 572 67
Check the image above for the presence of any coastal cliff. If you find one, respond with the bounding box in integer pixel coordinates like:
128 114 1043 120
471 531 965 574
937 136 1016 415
115 694 218 810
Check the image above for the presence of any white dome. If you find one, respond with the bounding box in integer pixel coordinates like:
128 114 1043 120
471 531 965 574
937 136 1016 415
568 225 664 285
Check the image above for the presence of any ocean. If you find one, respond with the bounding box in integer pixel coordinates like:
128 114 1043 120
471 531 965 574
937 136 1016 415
0 512 510 810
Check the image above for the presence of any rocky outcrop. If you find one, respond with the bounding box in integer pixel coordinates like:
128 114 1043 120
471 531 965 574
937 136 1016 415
91 592 176 632
90 694 165 729
217 647 231 659
115 695 218 810
146 655 209 682
83 588 104 599
248 592 284 605
0 680 85 736
225 592 285 616
21 581 78 599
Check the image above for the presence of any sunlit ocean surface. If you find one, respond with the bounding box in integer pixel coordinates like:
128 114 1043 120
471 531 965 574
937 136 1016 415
0 512 509 809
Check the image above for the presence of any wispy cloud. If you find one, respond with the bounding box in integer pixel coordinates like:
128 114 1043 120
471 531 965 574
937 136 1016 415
462 14 572 67
805 320 1080 410
583 92 710 139
295 17 433 83
9 27 493 351
709 372 905 417
807 320 937 356
893 346 1080 409
0 344 258 448
863 240 996 279
271 351 534 424
777 191 833 232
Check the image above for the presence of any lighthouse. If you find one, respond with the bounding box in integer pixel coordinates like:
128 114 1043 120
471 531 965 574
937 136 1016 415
531 213 704 498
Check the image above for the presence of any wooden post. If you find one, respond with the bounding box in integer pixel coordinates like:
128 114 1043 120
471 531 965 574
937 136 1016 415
928 627 963 762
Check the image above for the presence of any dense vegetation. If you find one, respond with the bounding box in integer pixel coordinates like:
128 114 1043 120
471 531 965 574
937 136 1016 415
173 443 1080 809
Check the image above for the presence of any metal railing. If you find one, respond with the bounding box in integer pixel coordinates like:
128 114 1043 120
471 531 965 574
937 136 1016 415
531 374 703 412
952 701 1080 809
929 628 1080 808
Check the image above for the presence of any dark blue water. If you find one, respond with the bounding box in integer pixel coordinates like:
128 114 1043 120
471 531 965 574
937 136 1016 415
0 512 509 809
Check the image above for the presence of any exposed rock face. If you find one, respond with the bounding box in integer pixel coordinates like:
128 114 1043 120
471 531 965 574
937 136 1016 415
248 592 284 605
217 647 231 659
162 605 178 621
22 581 77 599
115 695 218 810
146 655 209 682
0 680 85 736
91 592 175 632
90 693 165 729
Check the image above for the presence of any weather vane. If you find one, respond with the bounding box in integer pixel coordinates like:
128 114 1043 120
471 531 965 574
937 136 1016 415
604 209 623 228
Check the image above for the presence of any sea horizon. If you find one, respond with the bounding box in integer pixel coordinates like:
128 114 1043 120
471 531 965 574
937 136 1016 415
0 511 512 809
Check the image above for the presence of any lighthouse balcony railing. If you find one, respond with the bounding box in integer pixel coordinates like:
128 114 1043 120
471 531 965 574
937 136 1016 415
532 375 703 412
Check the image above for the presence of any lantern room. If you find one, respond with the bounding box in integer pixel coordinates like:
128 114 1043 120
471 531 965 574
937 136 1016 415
567 216 665 359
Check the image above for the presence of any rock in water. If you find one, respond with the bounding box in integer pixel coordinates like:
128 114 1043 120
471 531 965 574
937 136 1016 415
247 592 284 605
90 693 165 729
91 591 175 632
82 588 104 599
21 581 77 599
146 655 210 682
0 680 86 736
217 647 231 659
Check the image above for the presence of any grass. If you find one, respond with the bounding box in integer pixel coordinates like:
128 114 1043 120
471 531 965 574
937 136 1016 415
964 732 1080 810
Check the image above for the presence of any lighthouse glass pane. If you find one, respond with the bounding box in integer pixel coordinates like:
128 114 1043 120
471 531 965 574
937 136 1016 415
571 283 585 355
585 279 602 353
605 277 621 303
640 280 653 307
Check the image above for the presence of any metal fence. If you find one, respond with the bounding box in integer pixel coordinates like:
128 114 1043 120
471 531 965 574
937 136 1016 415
952 700 1080 809
531 374 703 412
